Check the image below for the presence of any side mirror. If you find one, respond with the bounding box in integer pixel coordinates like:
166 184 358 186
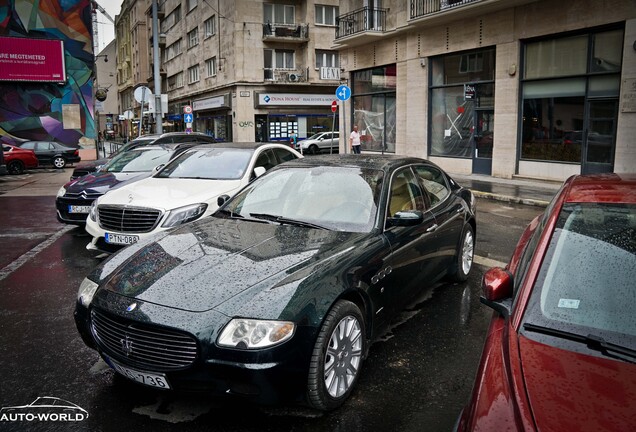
386 210 424 227
153 163 165 172
217 194 230 207
253 166 266 178
480 267 513 317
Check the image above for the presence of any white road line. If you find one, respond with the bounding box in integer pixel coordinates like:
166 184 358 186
0 226 74 282
474 255 507 268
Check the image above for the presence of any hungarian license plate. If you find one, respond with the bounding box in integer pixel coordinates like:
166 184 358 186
105 232 139 245
68 205 91 214
108 359 171 389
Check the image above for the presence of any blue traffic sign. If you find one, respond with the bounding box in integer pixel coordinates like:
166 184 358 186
184 113 193 123
336 85 351 101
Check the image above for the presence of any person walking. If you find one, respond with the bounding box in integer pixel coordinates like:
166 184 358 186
349 125 361 154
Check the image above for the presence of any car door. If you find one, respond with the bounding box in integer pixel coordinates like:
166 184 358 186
36 142 55 163
380 167 439 313
414 165 465 273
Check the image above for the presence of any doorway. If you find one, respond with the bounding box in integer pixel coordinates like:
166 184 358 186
581 99 617 174
472 109 493 175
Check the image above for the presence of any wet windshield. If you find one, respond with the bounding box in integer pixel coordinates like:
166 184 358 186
101 148 172 173
221 166 384 233
522 202 636 349
156 148 253 180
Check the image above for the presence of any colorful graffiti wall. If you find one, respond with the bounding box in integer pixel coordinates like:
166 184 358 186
0 0 94 146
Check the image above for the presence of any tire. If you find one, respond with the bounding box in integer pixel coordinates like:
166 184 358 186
448 224 474 282
307 300 365 411
308 144 320 155
53 156 66 169
7 160 24 175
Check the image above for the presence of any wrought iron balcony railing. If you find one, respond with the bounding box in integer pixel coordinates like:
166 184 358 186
335 7 387 39
410 0 482 20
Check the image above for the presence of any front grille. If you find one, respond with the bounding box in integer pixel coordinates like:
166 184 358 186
98 205 162 233
57 195 100 221
91 308 198 371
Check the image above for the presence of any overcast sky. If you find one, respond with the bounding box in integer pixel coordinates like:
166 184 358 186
95 1 120 53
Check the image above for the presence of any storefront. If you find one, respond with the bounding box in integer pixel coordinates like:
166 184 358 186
193 94 232 142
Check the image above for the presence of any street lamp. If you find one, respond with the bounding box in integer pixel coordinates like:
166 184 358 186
94 53 109 157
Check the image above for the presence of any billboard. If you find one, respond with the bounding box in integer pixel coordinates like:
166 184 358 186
0 36 66 83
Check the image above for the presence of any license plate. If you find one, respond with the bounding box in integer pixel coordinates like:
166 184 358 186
108 359 171 389
105 232 139 245
68 205 91 214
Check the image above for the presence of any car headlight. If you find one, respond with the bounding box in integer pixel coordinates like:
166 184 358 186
89 201 98 222
77 277 99 307
218 319 295 349
56 186 66 198
162 203 207 228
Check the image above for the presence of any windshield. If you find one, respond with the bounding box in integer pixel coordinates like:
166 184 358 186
101 148 172 173
522 202 636 350
156 147 253 180
306 133 323 140
221 166 384 233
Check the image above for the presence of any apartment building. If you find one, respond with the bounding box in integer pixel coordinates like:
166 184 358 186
133 0 342 143
334 0 636 181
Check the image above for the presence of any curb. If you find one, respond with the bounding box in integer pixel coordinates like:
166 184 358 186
471 190 550 208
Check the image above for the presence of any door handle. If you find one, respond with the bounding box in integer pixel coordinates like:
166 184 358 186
427 224 438 233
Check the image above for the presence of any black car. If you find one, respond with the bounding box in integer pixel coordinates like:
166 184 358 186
57 143 199 225
18 141 81 169
71 132 217 180
74 155 476 410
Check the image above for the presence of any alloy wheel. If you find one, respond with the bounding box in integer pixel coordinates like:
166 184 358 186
323 315 363 398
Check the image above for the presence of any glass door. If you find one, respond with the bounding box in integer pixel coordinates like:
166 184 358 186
582 99 617 174
472 109 494 175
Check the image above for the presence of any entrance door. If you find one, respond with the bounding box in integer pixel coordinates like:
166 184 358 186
472 109 493 175
582 99 617 174
255 115 267 142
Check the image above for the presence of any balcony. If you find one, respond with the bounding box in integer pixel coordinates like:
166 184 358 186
335 7 387 42
262 23 309 43
409 0 540 23
264 69 307 83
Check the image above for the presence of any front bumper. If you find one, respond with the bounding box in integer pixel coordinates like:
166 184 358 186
56 196 96 225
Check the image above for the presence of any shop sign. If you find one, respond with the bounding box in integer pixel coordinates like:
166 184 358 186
193 94 228 111
257 93 334 107
464 84 476 100
320 67 340 80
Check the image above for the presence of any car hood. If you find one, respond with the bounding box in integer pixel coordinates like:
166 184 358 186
520 335 636 431
75 159 107 170
65 171 150 194
97 177 243 210
99 217 368 313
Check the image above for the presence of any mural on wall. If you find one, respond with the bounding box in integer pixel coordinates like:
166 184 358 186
0 0 94 146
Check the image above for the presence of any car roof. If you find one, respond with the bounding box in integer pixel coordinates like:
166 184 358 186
270 154 438 173
564 173 636 204
184 142 294 151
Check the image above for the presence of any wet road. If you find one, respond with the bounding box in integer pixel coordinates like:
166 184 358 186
0 189 543 432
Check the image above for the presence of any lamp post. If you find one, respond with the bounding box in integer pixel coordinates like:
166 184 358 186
94 53 109 158
152 0 162 134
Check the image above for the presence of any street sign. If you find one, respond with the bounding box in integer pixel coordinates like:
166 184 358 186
183 105 193 114
184 113 193 123
134 86 152 103
336 84 351 101
331 100 338 113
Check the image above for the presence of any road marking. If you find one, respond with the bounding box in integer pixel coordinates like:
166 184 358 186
0 226 74 282
474 255 507 268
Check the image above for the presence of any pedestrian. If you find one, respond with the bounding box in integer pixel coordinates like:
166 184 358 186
349 125 361 154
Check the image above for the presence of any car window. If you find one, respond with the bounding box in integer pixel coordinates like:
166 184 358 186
254 149 278 171
522 202 636 344
104 148 173 173
414 166 450 207
273 147 298 163
388 168 426 217
156 147 253 180
21 142 35 150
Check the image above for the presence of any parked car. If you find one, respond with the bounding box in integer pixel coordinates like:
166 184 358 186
71 132 218 180
295 131 339 154
85 142 302 252
2 143 39 174
75 154 476 410
457 173 636 431
17 141 80 169
56 143 201 226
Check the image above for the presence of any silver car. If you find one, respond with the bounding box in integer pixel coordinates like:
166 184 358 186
295 131 339 154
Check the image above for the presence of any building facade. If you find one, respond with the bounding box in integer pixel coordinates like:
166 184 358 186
95 40 119 139
129 0 342 143
334 0 636 181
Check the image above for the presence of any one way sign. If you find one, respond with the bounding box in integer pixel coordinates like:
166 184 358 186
184 113 193 123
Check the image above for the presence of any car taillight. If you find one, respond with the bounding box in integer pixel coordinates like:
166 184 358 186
74 150 79 156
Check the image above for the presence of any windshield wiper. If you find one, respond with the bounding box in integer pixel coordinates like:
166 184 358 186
248 213 328 230
523 323 636 364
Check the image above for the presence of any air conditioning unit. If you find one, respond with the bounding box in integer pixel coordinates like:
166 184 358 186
289 73 300 82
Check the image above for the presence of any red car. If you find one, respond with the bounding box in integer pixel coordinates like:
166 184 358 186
2 143 39 174
458 173 636 432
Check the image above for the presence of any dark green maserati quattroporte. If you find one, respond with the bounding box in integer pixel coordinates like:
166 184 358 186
74 154 476 411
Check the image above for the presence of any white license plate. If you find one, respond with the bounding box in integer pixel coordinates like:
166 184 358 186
108 359 171 389
68 205 91 214
105 233 139 245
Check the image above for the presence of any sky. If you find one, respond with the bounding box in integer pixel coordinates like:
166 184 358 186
95 1 120 53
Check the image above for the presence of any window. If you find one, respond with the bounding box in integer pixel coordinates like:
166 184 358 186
167 72 184 90
187 65 199 84
165 39 182 62
187 28 199 49
264 49 295 80
414 166 450 207
206 57 217 77
316 50 339 69
315 5 338 26
388 169 426 216
161 5 181 33
204 16 216 38
263 3 294 25
187 0 197 13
